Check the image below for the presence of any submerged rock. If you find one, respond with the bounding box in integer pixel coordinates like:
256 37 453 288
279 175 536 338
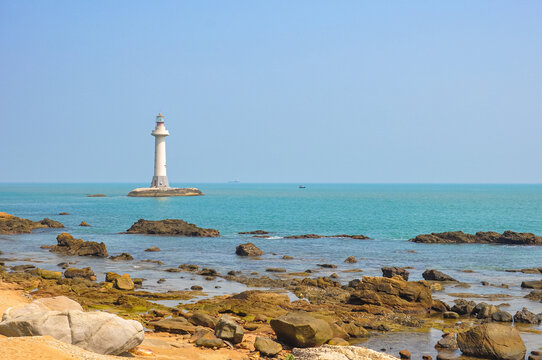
109 253 133 261
270 312 333 347
344 256 357 263
46 232 108 257
0 296 144 355
410 230 542 245
0 212 64 234
422 269 456 282
126 218 220 237
457 323 526 360
239 230 268 235
284 234 322 239
236 242 264 256
145 246 161 252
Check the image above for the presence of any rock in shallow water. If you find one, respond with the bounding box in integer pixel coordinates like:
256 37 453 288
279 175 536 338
457 323 526 360
381 266 409 281
235 242 264 256
46 232 107 257
126 218 219 237
422 269 456 282
410 230 542 245
0 212 64 234
64 267 95 280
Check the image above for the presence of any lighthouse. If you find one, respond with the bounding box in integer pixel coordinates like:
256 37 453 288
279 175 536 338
127 113 203 197
151 113 170 188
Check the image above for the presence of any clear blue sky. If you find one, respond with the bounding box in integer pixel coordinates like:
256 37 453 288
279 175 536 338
1 1 541 183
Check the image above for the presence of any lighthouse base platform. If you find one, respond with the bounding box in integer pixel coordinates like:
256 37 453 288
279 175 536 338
127 187 204 197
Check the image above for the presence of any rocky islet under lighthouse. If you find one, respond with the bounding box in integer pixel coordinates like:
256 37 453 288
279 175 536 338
127 114 203 197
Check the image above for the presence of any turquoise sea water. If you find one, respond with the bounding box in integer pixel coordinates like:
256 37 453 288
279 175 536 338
2 182 541 296
1 183 541 354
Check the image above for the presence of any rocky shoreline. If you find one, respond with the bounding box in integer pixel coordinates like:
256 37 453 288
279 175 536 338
1 212 541 359
409 231 542 245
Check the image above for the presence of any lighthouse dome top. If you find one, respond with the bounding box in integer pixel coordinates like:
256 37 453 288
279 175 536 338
156 113 165 122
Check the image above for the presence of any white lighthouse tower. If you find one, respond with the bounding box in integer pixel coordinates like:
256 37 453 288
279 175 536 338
151 113 170 188
127 113 203 197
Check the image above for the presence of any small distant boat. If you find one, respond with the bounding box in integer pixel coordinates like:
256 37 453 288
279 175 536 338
299 185 306 189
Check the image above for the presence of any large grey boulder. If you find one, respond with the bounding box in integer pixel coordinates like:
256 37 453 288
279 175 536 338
214 315 244 344
457 323 526 360
0 297 143 355
270 312 333 347
2 296 82 321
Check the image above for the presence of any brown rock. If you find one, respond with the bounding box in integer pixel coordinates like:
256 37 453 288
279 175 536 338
270 312 333 347
145 246 161 252
189 312 217 329
109 253 133 261
126 218 220 237
46 232 107 257
381 267 410 281
457 323 526 360
150 317 199 335
239 230 268 235
399 350 411 359
410 230 542 245
346 276 433 313
344 256 357 264
422 269 456 282
236 243 264 256
0 213 64 234
64 267 94 280
254 336 282 356
113 274 135 290
195 332 224 348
